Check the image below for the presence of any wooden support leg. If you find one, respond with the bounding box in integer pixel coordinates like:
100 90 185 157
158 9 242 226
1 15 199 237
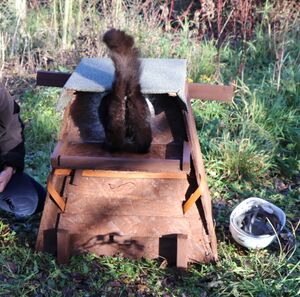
41 229 57 254
57 229 71 265
177 234 188 269
71 169 83 186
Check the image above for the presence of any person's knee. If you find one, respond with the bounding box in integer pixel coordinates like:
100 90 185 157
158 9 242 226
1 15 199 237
0 172 40 218
12 196 38 218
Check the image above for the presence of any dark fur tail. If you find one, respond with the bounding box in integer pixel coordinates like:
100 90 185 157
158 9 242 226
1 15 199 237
103 29 134 54
100 29 152 153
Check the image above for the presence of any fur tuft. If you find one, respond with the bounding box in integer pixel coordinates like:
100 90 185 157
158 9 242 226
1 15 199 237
103 29 134 53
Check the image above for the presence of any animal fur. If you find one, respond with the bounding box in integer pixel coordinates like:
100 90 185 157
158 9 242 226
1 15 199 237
99 29 152 153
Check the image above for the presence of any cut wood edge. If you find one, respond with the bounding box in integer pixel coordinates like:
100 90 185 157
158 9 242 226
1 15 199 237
36 70 71 87
47 176 66 212
82 169 187 179
187 82 234 102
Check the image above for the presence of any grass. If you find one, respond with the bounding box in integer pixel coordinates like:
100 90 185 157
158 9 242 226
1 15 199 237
0 1 300 296
21 88 62 183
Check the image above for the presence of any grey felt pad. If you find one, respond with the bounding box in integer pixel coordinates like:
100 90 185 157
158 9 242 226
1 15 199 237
64 58 187 103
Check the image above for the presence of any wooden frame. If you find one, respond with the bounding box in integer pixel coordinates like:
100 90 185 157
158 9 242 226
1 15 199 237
51 141 189 173
36 71 234 102
35 69 233 266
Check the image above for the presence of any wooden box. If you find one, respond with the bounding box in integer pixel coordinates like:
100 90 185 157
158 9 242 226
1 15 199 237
35 59 229 267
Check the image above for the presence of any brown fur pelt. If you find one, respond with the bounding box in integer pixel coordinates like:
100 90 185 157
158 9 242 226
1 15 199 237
98 29 152 153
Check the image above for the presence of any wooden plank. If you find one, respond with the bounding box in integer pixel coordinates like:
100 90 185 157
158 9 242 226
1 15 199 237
54 168 72 176
71 169 83 186
187 82 234 102
36 71 71 87
64 175 189 203
57 229 71 264
59 214 191 237
35 174 66 253
181 141 191 172
47 176 66 212
58 95 76 140
55 141 183 161
65 192 186 217
82 169 187 179
70 234 159 259
65 227 210 264
182 94 218 261
59 155 182 172
51 141 65 167
36 71 232 102
177 234 188 268
187 216 215 263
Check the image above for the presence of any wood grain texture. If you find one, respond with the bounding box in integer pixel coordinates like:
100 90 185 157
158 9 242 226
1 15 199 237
82 169 187 179
64 175 189 202
70 234 160 259
47 176 66 212
177 234 188 268
182 97 218 261
58 155 182 172
64 193 185 217
59 213 190 237
187 83 234 102
57 229 71 264
53 168 72 176
35 174 67 253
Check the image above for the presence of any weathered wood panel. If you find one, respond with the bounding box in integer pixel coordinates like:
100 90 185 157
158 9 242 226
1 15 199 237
69 232 209 264
56 141 183 160
57 229 71 264
82 170 187 179
35 174 69 253
65 194 184 217
36 71 71 87
64 175 189 202
70 234 160 259
182 97 218 261
58 155 182 172
187 82 234 102
59 214 190 237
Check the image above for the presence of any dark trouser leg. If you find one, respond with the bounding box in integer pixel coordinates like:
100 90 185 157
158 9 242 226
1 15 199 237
0 172 46 218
